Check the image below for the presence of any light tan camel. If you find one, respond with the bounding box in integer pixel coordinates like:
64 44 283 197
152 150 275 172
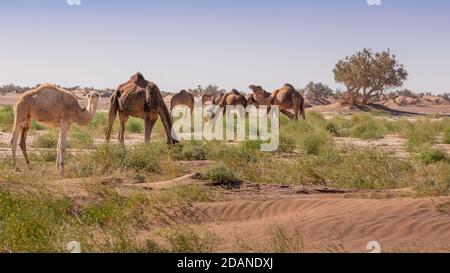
105 73 177 145
170 90 195 115
249 84 306 121
11 84 100 173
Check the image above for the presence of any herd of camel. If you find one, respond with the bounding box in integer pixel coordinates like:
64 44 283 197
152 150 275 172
9 73 306 173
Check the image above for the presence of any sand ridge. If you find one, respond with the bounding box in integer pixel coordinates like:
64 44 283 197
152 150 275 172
192 195 450 252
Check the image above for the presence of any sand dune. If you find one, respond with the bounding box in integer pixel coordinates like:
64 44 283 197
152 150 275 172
193 195 450 252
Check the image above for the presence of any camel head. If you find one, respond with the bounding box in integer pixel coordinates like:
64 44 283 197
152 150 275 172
86 91 100 112
249 85 266 96
87 91 100 103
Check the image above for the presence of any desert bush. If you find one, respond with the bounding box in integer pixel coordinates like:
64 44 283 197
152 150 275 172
299 129 334 155
126 118 143 134
170 141 208 161
30 120 47 131
325 116 352 137
124 144 162 173
327 148 412 189
89 112 107 129
68 131 94 149
31 132 58 148
0 106 14 132
278 135 297 153
443 126 450 144
350 114 386 139
238 141 261 163
413 163 450 197
0 191 76 252
404 118 440 152
418 147 449 165
201 163 240 184
157 227 217 253
71 143 164 176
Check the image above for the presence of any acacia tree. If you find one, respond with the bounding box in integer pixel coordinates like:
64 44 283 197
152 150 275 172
302 82 334 101
333 48 408 105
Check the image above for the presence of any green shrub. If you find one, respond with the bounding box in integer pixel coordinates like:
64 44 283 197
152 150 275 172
413 163 450 196
0 192 75 252
325 116 352 137
125 145 161 173
278 135 296 153
90 112 107 129
443 127 450 144
31 133 58 148
68 131 94 149
404 118 440 152
238 141 261 162
350 114 386 140
299 130 334 155
158 227 216 253
201 163 240 184
0 106 14 132
418 147 449 165
170 141 208 161
126 118 143 134
30 120 47 131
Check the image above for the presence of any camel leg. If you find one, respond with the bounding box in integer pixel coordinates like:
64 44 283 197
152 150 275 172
11 126 22 169
144 112 158 143
57 121 70 175
281 110 295 120
105 109 117 144
19 126 30 166
118 112 128 145
293 98 300 122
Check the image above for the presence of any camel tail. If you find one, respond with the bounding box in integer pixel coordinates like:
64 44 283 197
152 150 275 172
299 95 306 120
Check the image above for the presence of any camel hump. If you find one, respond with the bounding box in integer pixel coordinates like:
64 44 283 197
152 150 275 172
230 89 241 95
284 83 295 89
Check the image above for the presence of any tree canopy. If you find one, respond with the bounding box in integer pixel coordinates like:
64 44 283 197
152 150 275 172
333 48 408 105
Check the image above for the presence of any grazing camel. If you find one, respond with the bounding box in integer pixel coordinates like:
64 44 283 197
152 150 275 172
217 89 248 109
249 84 306 121
105 73 177 145
11 84 100 173
170 90 195 115
210 89 248 119
201 93 224 106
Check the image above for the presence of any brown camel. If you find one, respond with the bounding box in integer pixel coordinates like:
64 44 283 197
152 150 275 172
217 89 248 109
249 84 306 121
201 93 224 106
11 84 100 173
210 89 248 119
170 90 195 115
105 73 177 145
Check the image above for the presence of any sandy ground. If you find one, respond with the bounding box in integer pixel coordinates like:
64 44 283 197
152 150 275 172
192 192 450 252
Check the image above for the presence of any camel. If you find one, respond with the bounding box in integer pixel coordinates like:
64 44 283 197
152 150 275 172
105 73 177 145
249 84 306 121
201 93 224 106
217 89 248 109
11 84 100 173
209 89 248 119
170 90 195 115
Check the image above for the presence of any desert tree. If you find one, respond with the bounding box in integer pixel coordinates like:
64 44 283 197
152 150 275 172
188 84 225 96
301 82 335 101
333 48 408 105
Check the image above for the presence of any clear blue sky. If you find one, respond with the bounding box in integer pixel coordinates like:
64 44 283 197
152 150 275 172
0 0 449 94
